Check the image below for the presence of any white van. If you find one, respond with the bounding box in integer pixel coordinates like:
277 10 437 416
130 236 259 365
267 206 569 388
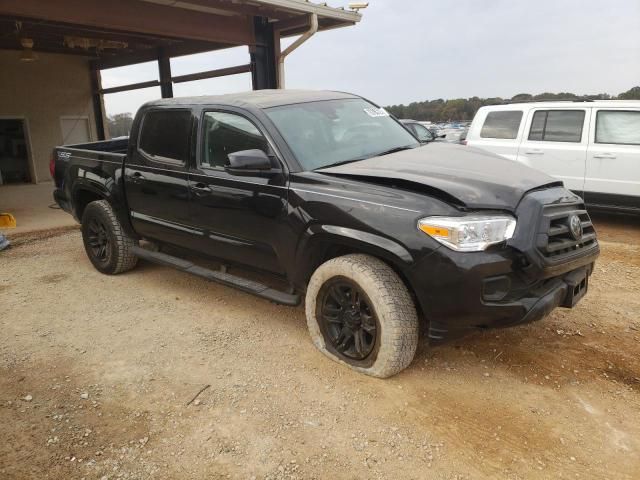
466 101 640 213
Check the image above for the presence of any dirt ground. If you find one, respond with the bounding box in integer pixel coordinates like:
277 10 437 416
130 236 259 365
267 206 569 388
1 214 639 479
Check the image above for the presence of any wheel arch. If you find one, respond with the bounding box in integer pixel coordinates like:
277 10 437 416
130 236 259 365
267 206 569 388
72 184 105 221
293 224 418 301
72 182 138 238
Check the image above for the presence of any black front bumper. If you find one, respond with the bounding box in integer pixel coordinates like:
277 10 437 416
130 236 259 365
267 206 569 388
406 187 600 343
408 248 597 343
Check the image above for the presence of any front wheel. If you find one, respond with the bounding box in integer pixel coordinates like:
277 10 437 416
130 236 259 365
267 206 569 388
305 254 419 378
81 200 138 275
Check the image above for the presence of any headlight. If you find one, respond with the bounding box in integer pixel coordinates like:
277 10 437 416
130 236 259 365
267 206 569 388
418 215 516 252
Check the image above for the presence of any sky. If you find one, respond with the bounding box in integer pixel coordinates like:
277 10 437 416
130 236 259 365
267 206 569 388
101 0 640 116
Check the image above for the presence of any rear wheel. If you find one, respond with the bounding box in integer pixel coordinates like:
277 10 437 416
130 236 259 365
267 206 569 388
81 200 138 274
305 254 419 378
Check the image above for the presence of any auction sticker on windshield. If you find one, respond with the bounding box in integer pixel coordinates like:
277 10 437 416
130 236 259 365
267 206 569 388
363 107 390 117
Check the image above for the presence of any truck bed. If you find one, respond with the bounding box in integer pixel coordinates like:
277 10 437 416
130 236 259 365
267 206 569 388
53 137 130 220
63 136 129 155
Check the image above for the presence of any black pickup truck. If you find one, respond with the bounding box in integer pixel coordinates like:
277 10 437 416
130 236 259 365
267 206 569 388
53 90 599 377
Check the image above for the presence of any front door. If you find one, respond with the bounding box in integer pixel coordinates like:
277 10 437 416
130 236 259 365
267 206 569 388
516 108 589 193
585 108 640 210
124 108 195 246
188 109 288 274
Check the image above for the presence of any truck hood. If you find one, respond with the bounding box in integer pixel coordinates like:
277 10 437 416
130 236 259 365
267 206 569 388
318 143 561 211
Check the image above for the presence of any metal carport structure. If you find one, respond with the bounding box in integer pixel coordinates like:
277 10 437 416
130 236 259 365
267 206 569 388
0 0 361 184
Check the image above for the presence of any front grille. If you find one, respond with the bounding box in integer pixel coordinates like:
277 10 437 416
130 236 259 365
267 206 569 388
537 203 597 259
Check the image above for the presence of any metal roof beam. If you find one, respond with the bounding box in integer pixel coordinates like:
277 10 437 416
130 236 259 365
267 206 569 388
0 0 253 45
95 42 229 70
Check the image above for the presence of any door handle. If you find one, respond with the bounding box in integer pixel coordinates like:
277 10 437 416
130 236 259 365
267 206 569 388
593 153 617 159
191 183 212 195
130 172 145 183
524 149 544 155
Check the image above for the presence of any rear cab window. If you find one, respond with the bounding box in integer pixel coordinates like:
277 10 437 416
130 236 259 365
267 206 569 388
480 111 523 139
528 110 586 143
138 109 192 165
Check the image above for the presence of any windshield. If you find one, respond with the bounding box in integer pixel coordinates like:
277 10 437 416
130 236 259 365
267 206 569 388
265 98 419 170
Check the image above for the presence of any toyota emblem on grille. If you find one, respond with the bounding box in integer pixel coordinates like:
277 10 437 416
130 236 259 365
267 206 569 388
568 214 583 240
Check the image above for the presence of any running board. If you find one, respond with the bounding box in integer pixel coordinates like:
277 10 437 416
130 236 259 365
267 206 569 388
131 246 300 306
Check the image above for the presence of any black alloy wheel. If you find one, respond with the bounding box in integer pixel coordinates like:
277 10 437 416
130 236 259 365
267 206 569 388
318 278 378 360
86 218 111 264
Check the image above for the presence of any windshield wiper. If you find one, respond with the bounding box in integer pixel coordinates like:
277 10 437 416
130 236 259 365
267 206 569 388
316 158 364 170
316 144 418 171
372 144 419 158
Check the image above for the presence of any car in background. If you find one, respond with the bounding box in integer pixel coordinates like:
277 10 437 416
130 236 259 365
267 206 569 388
429 122 469 144
458 128 468 145
465 101 640 214
400 119 446 143
420 122 442 136
440 126 467 144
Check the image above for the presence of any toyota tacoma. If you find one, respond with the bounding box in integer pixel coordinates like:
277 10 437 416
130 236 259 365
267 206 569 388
52 90 599 377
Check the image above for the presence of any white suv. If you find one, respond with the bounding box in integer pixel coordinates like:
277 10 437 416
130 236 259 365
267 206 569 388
466 101 640 213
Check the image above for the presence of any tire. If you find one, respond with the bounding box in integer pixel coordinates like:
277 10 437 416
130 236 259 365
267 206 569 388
81 200 138 275
305 254 419 378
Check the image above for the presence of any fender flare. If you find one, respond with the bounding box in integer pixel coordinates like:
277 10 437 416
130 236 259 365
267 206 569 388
71 181 109 217
71 181 137 238
292 224 414 288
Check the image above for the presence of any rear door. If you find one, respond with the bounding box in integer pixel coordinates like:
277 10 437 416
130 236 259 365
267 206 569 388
187 108 289 274
516 108 589 192
124 108 196 246
584 108 640 210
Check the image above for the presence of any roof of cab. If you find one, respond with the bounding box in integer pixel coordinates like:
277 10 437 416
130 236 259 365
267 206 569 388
143 89 361 110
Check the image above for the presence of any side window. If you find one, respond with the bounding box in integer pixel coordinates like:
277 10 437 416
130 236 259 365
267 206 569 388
139 110 191 163
595 110 640 145
412 124 434 142
480 111 523 139
528 110 585 143
202 112 269 168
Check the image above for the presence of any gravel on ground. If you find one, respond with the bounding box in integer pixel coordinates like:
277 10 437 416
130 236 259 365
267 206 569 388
1 214 639 479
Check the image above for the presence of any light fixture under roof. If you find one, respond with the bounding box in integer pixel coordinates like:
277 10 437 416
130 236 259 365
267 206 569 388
20 38 38 62
64 36 128 51
348 2 368 12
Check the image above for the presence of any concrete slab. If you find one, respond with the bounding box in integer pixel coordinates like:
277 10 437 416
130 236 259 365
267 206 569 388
0 182 77 236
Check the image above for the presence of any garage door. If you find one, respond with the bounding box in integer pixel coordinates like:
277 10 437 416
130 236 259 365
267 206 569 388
60 117 91 146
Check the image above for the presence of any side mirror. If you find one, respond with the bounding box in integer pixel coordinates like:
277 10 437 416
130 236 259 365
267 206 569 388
225 149 273 175
438 134 447 139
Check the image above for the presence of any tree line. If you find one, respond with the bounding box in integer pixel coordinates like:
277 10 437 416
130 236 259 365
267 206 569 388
106 112 134 138
106 86 640 132
386 86 640 122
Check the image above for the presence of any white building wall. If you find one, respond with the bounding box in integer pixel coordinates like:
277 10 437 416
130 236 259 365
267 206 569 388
0 50 97 183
